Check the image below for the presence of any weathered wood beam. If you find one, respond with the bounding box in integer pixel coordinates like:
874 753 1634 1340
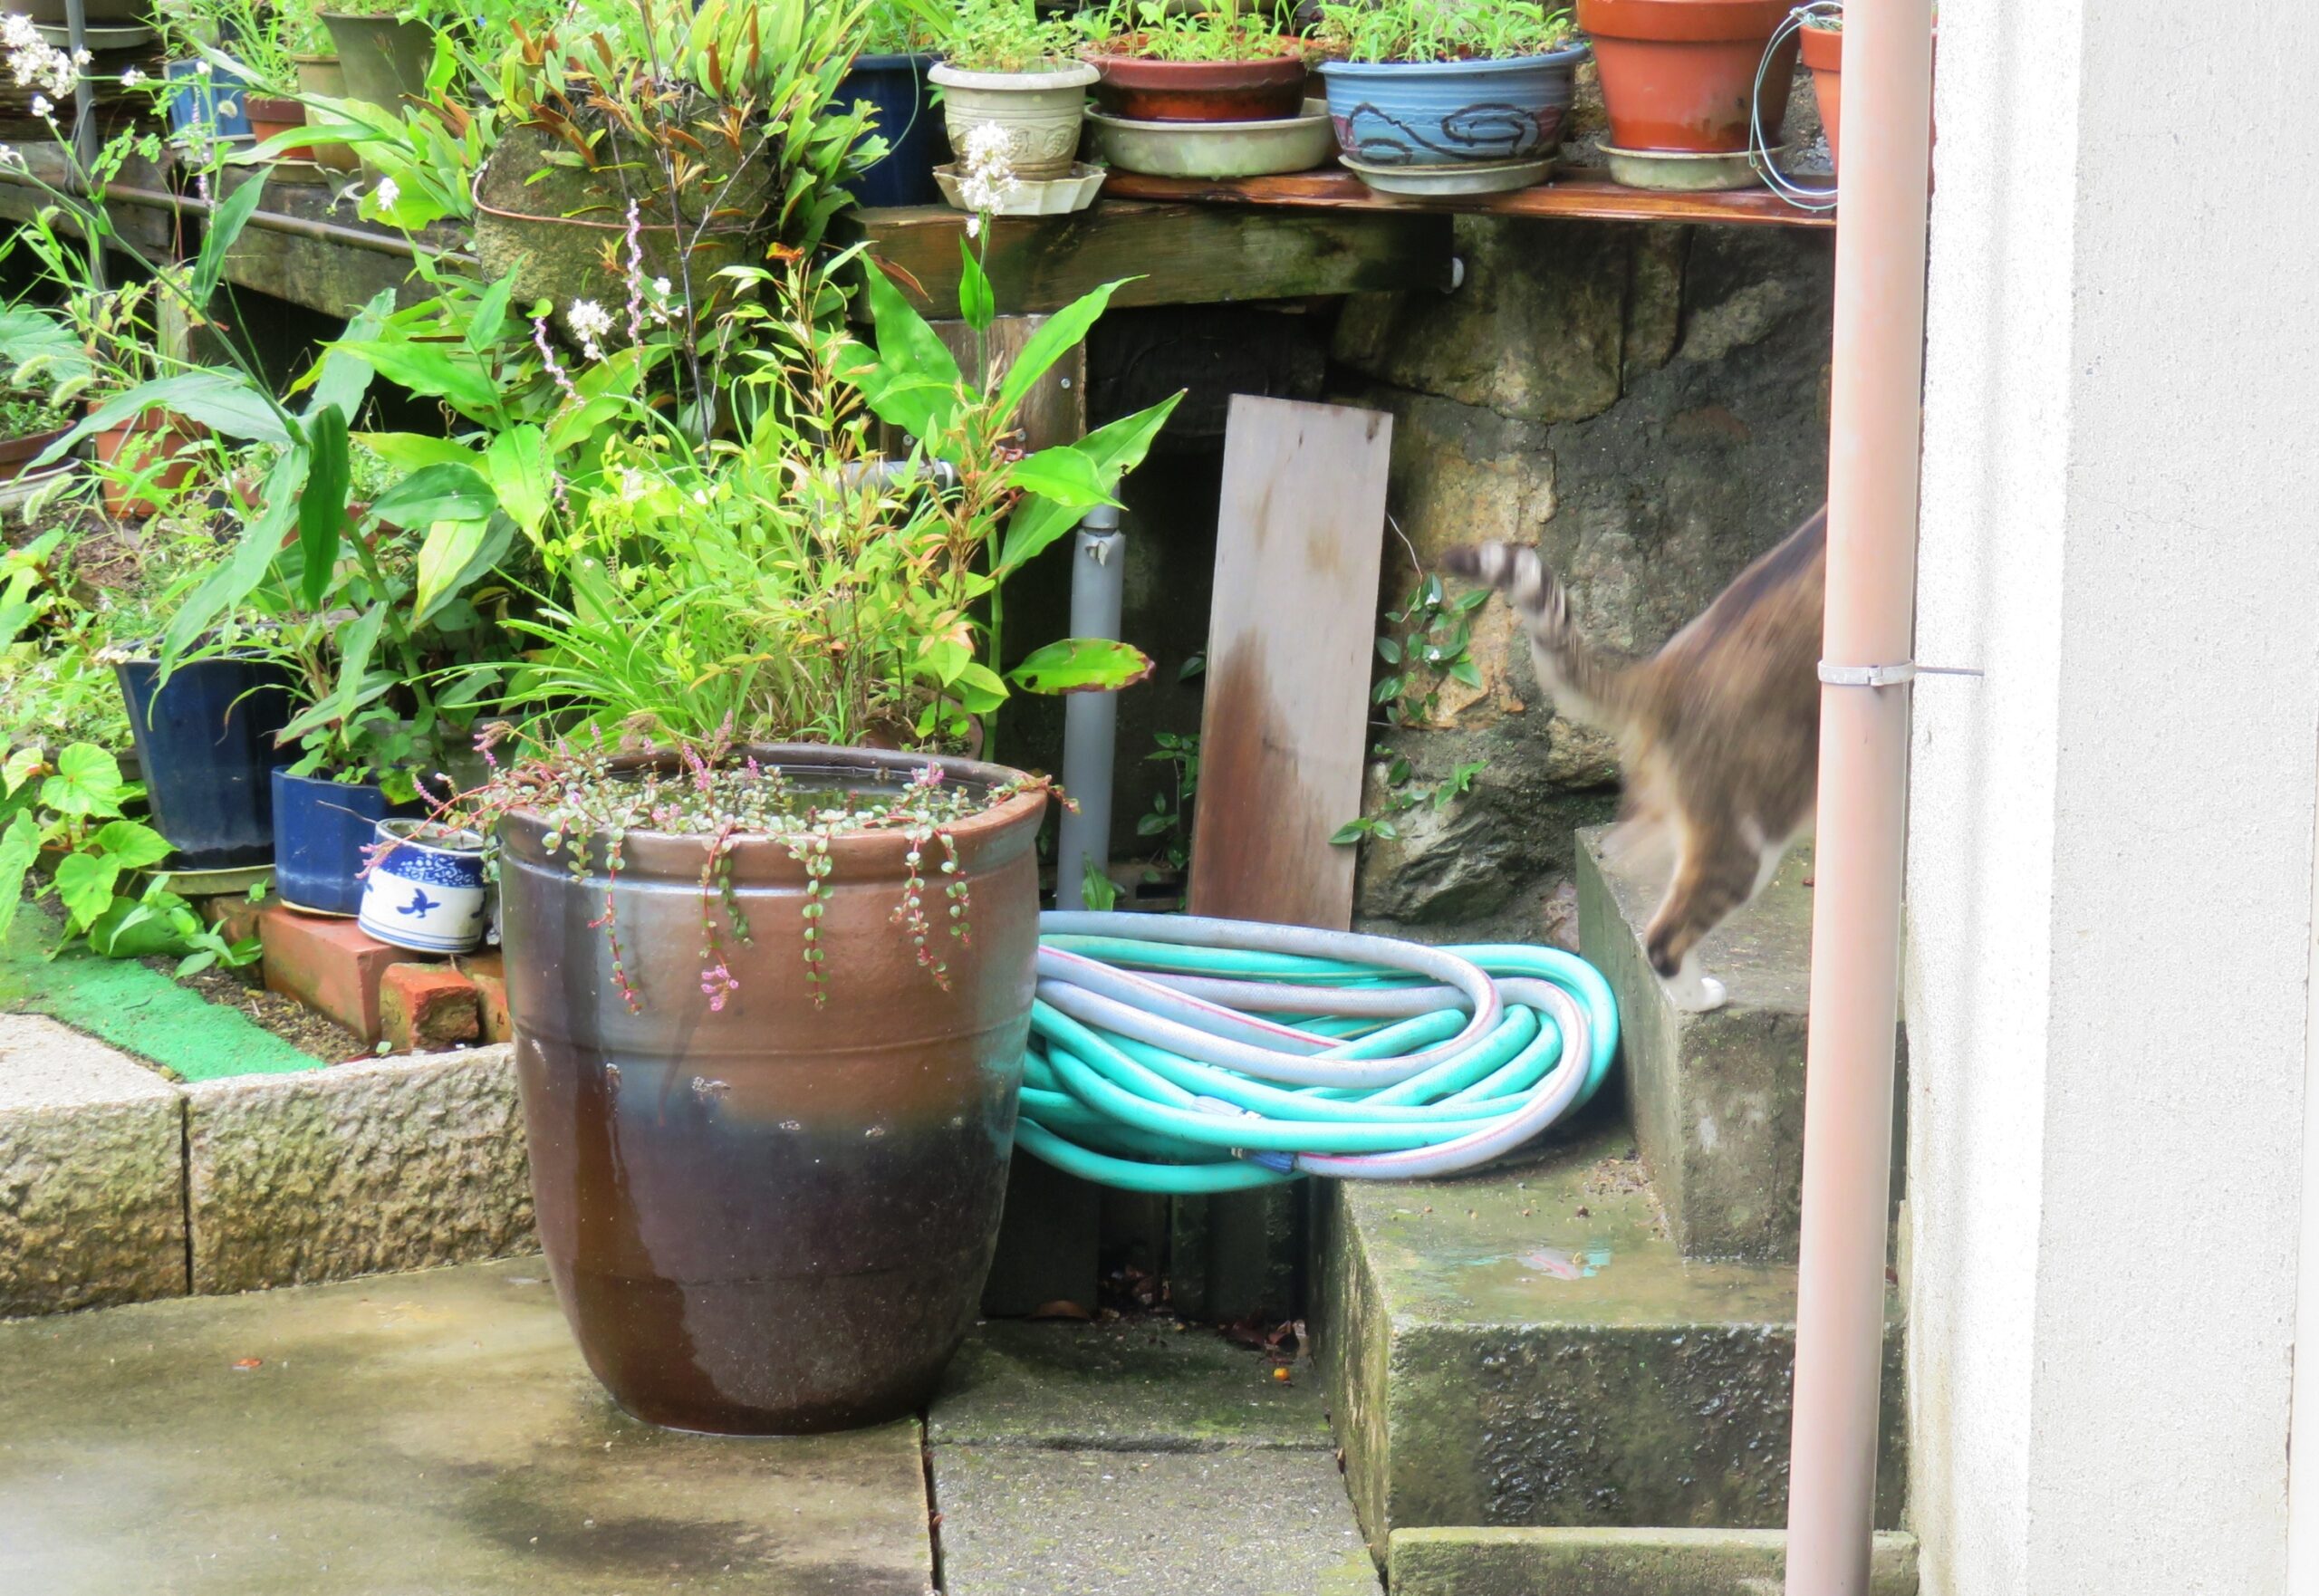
852 199 1458 319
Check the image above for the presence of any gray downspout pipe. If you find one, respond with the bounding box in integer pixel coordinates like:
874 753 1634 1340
1054 503 1124 911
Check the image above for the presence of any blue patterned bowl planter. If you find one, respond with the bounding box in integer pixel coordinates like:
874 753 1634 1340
358 819 489 955
1319 45 1590 167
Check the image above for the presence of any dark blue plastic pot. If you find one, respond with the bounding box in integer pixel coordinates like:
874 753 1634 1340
1319 45 1590 166
115 659 290 870
162 59 255 141
273 769 419 917
841 53 947 208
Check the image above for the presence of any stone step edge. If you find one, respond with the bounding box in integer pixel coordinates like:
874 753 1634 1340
2 1035 533 1318
1389 1526 1920 1596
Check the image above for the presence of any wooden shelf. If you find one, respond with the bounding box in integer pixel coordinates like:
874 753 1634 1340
1101 166 1835 230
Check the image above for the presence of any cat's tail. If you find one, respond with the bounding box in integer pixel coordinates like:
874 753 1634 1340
1440 543 1627 719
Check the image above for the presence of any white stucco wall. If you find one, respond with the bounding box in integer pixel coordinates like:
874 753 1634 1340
1907 3 2319 1592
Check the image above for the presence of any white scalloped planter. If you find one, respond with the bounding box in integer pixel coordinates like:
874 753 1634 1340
929 62 1098 184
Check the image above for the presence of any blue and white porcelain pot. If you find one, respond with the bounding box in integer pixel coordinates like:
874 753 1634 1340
1319 44 1590 167
358 819 489 954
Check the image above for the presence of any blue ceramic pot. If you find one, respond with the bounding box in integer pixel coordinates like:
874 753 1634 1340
1319 45 1589 167
115 658 290 870
273 769 417 917
358 819 487 954
162 59 254 141
841 53 947 208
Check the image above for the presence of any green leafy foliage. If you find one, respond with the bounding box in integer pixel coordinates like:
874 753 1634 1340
1314 0 1578 64
1090 0 1305 64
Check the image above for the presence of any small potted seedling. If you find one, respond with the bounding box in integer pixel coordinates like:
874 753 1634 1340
929 0 1102 215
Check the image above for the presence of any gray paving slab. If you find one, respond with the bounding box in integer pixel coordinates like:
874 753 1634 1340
0 1255 933 1595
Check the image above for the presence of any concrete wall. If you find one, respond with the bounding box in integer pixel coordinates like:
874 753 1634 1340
1906 4 2319 1592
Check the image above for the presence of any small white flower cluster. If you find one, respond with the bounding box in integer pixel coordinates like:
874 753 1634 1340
567 298 616 361
3 14 78 101
956 121 1016 237
0 144 20 172
118 65 144 88
372 176 399 209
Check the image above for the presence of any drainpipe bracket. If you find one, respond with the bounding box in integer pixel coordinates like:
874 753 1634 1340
1818 660 1984 688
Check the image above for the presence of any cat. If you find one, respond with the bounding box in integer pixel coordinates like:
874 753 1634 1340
1442 508 1826 1013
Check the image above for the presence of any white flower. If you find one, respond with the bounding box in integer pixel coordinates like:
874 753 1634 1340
618 467 651 504
119 66 145 87
650 276 671 299
194 59 211 76
372 176 399 208
690 488 707 505
965 213 982 240
566 298 614 361
0 15 34 49
29 93 48 117
216 99 236 116
0 145 20 172
70 47 90 65
955 120 1016 217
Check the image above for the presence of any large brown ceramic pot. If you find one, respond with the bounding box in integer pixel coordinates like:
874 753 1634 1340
499 745 1047 1436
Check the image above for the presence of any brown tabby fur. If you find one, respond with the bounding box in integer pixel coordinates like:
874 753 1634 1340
1443 510 1826 1007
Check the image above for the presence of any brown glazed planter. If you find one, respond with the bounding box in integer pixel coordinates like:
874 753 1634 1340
0 425 70 483
1577 0 1798 153
1087 39 1309 122
499 745 1048 1435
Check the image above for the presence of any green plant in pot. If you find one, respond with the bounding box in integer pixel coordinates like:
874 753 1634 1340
403 244 1181 1435
1313 0 1587 191
0 391 74 484
1083 0 1311 123
315 0 449 120
929 0 1102 215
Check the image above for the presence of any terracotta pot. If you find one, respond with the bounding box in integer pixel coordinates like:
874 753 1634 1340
243 94 314 159
91 410 205 518
1577 0 1797 153
1086 39 1308 122
1797 23 1939 181
498 744 1048 1435
0 424 70 483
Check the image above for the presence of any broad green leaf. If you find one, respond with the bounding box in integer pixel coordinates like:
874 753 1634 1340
40 745 126 818
92 819 174 870
1006 445 1117 511
483 426 551 537
328 340 498 413
86 893 197 959
957 237 995 333
1329 820 1369 846
370 463 496 529
52 851 124 930
190 169 270 306
995 278 1139 422
356 431 484 475
162 449 310 660
1006 638 1155 696
299 403 351 607
301 289 394 424
413 517 484 623
996 394 1184 576
414 512 515 629
0 810 40 936
847 259 962 432
35 370 290 466
951 661 1009 714
3 746 42 795
327 605 389 731
465 271 518 354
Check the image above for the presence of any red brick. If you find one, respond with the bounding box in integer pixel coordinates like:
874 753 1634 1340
203 892 272 947
260 906 407 1042
458 951 512 1044
380 963 479 1054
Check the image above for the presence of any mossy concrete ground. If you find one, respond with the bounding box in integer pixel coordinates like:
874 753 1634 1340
927 1320 1379 1594
1312 1107 1906 1560
1389 1527 1918 1595
0 1257 935 1594
1576 829 1906 1264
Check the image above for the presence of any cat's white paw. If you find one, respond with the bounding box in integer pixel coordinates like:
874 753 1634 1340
1664 967 1729 1013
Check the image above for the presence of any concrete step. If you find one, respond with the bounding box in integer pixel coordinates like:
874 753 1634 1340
1390 1527 1919 1595
1311 1109 1906 1559
1575 828 1906 1264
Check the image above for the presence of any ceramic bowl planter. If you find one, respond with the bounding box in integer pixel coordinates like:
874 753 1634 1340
498 745 1047 1435
1319 44 1587 187
113 659 292 870
1086 38 1309 123
273 768 418 917
1577 0 1798 155
359 819 488 953
316 10 432 118
1086 98 1335 178
929 61 1098 183
0 424 71 484
91 410 205 518
840 53 947 208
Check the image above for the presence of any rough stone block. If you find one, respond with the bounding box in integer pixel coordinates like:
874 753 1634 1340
1390 1527 1918 1596
1575 828 1906 1264
0 1014 187 1315
380 962 478 1054
1312 1115 1906 1559
185 1043 533 1293
459 950 513 1043
258 906 407 1042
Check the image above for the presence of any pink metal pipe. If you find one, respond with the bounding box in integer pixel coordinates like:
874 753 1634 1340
1783 1 1935 1593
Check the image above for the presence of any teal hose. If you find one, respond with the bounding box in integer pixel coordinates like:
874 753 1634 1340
1015 913 1620 1194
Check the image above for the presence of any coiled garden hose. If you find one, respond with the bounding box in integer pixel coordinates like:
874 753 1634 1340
1015 913 1621 1194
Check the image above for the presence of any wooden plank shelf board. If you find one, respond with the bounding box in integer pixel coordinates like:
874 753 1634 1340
1101 166 1836 230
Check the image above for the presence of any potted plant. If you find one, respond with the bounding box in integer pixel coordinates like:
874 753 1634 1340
1083 0 1310 123
840 0 949 208
0 393 74 483
471 0 878 349
1313 0 1587 192
1575 0 1799 184
315 0 438 120
929 0 1101 214
358 816 487 952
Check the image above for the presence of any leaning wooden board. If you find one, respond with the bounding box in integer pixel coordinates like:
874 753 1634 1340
1190 395 1393 930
